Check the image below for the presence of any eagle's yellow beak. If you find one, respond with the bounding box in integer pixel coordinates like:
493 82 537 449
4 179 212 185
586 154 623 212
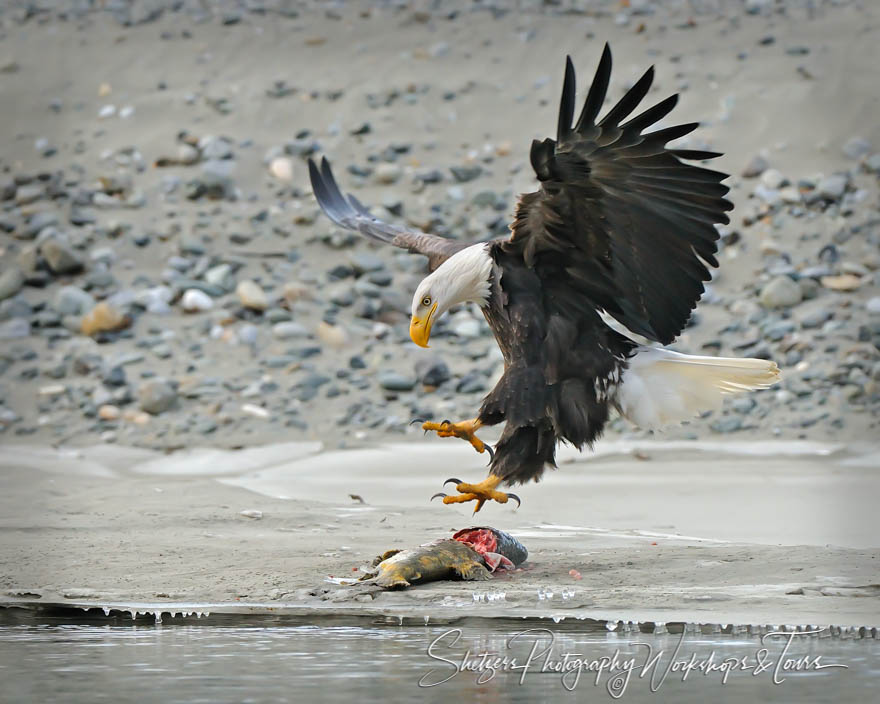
409 301 438 348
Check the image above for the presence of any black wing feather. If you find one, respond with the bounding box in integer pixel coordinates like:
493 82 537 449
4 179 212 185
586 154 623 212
505 44 732 344
308 157 468 271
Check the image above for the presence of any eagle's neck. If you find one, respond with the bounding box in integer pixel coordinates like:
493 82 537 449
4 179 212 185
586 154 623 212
434 243 494 309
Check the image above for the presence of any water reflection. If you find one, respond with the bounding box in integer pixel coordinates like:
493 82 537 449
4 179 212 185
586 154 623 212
0 612 876 703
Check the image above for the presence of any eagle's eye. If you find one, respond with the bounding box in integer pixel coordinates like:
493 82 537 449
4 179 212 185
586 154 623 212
421 296 432 307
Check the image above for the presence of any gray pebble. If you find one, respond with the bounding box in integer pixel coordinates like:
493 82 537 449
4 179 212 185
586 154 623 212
272 321 309 339
378 371 417 392
21 211 59 240
102 365 127 387
41 239 84 275
710 416 743 433
349 252 385 276
139 380 178 415
0 318 30 339
199 135 234 160
450 165 483 183
817 174 847 201
0 269 25 301
415 357 450 387
374 163 402 185
759 276 802 308
53 286 95 315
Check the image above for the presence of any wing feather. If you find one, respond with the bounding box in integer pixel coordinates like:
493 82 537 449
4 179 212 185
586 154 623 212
503 45 732 344
308 157 468 271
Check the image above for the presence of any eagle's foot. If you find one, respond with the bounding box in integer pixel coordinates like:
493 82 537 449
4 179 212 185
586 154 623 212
420 418 493 459
430 475 520 514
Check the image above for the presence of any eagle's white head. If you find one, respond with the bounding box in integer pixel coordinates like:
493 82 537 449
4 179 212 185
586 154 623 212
409 243 493 347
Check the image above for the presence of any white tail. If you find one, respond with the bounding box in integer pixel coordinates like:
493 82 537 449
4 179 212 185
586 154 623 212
615 347 780 429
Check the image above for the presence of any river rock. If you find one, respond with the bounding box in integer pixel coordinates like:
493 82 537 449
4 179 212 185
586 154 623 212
54 286 95 315
272 321 309 339
42 239 84 274
81 302 130 336
416 357 450 387
269 156 294 181
378 371 417 392
139 380 177 415
0 268 25 300
181 289 213 312
236 280 268 311
759 276 802 308
817 174 847 201
374 163 402 185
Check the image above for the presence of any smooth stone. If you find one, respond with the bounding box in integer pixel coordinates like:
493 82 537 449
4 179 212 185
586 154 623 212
53 285 95 315
0 318 30 339
102 365 127 387
203 263 235 290
14 184 44 205
269 156 294 182
373 163 402 185
80 302 130 336
272 321 309 339
41 239 84 274
21 211 59 239
178 235 205 256
760 168 785 189
0 269 25 300
710 416 743 433
138 380 178 415
236 280 268 311
349 252 385 275
866 297 880 315
16 246 38 274
181 289 214 312
264 308 292 324
199 159 236 198
0 298 32 320
378 371 417 392
178 143 200 165
316 321 348 348
450 165 483 183
817 174 847 201
759 276 802 308
198 135 234 160
415 357 451 387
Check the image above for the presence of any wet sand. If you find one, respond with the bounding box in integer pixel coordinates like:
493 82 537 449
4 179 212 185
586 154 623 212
1 440 877 630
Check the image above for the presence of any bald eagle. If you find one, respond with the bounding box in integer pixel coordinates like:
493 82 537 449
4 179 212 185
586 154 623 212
309 45 779 511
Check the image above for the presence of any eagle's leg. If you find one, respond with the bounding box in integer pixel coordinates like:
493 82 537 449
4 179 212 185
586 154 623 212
431 475 520 514
421 418 491 457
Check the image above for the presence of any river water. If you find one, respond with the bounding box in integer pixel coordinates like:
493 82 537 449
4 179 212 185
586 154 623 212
0 610 876 703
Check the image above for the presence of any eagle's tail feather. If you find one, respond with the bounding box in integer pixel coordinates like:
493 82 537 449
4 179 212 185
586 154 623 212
615 347 779 429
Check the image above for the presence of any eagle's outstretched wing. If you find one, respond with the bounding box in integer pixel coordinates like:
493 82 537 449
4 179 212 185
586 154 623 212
308 157 468 271
504 44 732 344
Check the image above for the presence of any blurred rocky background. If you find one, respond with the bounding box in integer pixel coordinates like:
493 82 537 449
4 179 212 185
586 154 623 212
0 0 878 451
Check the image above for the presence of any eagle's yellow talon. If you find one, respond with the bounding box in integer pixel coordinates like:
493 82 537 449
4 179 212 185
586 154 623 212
421 418 488 455
435 475 519 513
